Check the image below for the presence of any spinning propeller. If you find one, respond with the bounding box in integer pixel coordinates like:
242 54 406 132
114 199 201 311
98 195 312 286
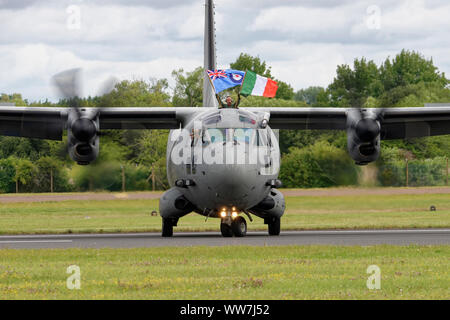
52 68 118 164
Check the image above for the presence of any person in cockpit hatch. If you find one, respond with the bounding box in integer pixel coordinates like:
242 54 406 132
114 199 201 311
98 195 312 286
216 93 240 109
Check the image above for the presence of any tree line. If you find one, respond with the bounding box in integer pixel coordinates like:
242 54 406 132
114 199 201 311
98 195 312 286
0 50 449 192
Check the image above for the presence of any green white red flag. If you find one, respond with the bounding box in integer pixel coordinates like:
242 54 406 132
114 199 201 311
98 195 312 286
240 70 278 98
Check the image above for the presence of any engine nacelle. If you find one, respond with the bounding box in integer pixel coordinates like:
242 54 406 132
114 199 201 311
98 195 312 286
68 136 99 166
159 187 196 220
248 188 285 219
346 110 382 166
347 132 380 165
67 110 100 165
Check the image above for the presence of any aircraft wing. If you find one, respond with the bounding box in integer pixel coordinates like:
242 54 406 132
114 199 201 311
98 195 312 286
0 106 199 141
245 107 450 140
0 107 65 140
1 106 449 141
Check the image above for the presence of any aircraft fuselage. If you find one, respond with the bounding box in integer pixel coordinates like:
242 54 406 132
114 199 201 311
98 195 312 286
163 107 282 219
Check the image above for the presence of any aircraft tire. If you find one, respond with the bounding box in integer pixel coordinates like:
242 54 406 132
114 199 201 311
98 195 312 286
231 216 247 237
162 218 174 237
220 223 233 237
268 217 281 236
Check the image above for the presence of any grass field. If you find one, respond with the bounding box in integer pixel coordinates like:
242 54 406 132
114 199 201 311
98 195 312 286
0 245 448 300
0 191 449 234
1 190 449 300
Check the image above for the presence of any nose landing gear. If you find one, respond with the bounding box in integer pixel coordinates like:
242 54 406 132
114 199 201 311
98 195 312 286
266 217 281 236
220 216 247 237
162 218 178 237
220 222 233 237
231 216 247 237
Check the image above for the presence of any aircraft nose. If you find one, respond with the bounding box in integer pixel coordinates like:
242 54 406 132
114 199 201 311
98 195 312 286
199 143 266 208
210 164 256 204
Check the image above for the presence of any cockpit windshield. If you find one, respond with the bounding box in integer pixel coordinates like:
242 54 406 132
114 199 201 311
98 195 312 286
202 128 255 146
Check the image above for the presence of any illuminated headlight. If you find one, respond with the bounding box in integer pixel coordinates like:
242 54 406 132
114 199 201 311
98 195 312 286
231 212 238 219
220 211 227 218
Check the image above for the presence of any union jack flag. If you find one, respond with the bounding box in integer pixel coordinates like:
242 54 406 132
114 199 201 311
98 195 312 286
207 69 227 81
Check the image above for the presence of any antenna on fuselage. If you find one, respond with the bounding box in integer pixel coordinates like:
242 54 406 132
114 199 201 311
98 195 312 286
203 0 218 108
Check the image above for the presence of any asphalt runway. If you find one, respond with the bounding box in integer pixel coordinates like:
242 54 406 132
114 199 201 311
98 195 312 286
0 229 449 249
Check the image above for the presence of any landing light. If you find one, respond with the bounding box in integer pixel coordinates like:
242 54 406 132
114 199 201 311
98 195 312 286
232 212 239 219
220 211 227 218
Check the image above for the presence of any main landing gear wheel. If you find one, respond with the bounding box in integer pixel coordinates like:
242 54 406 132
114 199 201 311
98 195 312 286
268 217 281 236
220 223 233 237
162 218 174 237
231 216 247 237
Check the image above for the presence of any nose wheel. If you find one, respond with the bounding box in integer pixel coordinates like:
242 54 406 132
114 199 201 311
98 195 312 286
220 222 233 237
162 218 178 237
267 217 281 236
221 216 247 237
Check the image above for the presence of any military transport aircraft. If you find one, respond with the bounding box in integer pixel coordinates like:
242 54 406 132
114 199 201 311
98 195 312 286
1 0 449 237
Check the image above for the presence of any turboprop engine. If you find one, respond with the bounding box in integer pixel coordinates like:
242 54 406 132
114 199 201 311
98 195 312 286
346 109 383 165
67 109 100 165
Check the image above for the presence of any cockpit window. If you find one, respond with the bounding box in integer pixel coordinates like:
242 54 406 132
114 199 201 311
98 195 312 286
203 114 222 125
206 129 227 144
202 128 255 146
234 128 253 144
239 112 257 125
239 115 256 125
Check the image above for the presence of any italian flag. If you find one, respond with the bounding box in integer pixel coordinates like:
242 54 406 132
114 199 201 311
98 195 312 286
240 70 278 98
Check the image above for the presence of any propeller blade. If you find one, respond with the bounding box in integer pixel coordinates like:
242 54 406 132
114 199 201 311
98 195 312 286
97 76 119 97
52 68 82 100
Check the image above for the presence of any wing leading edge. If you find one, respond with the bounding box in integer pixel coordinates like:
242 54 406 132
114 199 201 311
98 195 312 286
0 107 200 141
0 106 449 141
244 107 450 140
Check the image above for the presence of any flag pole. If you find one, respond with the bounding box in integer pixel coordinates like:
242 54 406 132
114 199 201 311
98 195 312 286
206 70 220 107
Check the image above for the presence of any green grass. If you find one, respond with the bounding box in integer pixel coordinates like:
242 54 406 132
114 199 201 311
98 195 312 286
0 246 448 300
0 192 449 234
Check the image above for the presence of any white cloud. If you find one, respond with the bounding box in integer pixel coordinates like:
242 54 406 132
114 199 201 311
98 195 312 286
0 0 449 102
249 5 356 35
0 44 199 101
0 4 207 44
244 0 450 89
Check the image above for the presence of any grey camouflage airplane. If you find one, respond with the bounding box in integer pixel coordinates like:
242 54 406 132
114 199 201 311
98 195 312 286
1 0 449 237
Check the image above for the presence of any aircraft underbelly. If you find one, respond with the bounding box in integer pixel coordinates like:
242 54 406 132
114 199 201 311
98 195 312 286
169 162 276 213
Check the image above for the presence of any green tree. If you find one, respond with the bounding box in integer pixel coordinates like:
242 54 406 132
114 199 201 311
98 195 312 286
328 50 449 109
294 87 326 105
172 67 204 107
230 53 272 77
279 131 347 155
274 80 295 100
380 50 448 92
279 141 359 188
98 79 172 108
0 137 52 161
35 157 69 193
328 58 381 108
0 158 16 193
13 158 36 193
133 130 169 190
0 93 27 105
380 80 450 107
230 53 294 100
239 96 306 108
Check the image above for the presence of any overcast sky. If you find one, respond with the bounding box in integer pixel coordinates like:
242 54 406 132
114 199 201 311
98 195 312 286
0 0 449 101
